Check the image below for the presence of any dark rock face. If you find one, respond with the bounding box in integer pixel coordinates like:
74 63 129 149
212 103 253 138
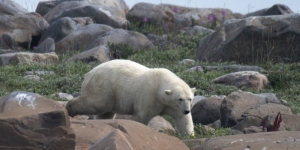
0 91 75 150
38 17 90 44
191 97 223 125
244 4 293 18
196 14 300 64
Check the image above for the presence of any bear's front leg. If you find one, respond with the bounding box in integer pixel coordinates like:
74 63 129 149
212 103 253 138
174 113 194 136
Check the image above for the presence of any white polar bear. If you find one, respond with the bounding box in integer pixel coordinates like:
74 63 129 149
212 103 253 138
66 59 196 135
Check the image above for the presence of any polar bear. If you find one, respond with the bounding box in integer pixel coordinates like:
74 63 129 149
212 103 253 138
66 59 196 135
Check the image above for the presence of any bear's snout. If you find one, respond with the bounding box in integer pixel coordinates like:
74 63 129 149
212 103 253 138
184 110 190 114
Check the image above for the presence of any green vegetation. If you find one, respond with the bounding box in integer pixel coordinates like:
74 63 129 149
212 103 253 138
1 22 300 139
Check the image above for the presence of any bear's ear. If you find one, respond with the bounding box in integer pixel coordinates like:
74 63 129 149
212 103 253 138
165 90 173 96
191 88 197 93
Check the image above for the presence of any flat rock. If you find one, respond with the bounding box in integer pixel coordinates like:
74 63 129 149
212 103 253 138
71 119 189 150
0 52 59 66
184 131 300 150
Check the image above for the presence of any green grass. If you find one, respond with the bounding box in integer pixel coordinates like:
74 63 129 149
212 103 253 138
1 22 300 140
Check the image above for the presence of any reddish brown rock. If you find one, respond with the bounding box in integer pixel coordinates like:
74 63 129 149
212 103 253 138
0 91 75 150
71 119 189 150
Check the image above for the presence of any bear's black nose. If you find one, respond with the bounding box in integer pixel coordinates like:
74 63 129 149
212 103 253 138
184 110 190 114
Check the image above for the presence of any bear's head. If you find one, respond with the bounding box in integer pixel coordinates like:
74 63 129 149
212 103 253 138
164 86 197 115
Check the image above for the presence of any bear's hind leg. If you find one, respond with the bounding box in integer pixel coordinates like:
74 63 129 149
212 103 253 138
88 112 116 120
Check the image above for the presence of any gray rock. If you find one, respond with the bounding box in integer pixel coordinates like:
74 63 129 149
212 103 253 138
85 29 153 52
212 71 268 90
52 92 74 101
0 0 28 15
191 96 207 107
0 52 58 66
67 46 110 63
244 4 293 18
25 70 55 75
36 0 129 16
196 14 300 63
38 17 83 44
47 2 127 28
36 38 55 53
23 75 41 81
205 65 262 72
187 66 204 72
220 91 281 127
184 26 214 36
192 97 223 125
0 13 49 49
56 24 113 53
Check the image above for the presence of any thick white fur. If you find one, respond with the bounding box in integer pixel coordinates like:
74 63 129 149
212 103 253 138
66 59 196 135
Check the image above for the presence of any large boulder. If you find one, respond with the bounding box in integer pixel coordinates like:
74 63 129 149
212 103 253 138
71 120 189 150
196 13 300 63
244 4 293 18
184 131 300 150
56 24 113 52
44 1 127 28
0 0 28 15
220 91 281 127
0 91 75 149
36 0 129 16
191 97 223 125
83 29 153 53
38 17 92 44
0 52 59 66
0 13 49 49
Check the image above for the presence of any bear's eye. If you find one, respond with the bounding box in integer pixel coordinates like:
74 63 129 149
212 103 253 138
179 98 183 101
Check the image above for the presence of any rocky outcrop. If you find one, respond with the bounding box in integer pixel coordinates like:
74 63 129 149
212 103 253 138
0 91 75 150
196 13 300 63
